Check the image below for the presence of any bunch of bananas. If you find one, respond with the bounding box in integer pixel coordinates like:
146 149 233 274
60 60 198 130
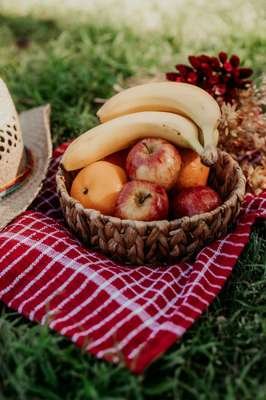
62 82 221 171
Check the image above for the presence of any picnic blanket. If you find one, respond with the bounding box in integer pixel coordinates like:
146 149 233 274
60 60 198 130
0 143 265 373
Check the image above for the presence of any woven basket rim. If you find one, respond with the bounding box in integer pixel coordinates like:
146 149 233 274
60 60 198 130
56 150 246 228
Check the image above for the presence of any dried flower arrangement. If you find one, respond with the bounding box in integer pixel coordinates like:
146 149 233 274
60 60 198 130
166 53 266 194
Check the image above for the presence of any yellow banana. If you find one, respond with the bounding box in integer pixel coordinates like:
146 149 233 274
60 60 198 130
62 111 203 171
97 82 221 165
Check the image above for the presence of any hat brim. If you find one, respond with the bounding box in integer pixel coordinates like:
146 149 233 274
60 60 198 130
0 105 52 230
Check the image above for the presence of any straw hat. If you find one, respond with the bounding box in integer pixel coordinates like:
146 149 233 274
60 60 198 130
0 78 52 230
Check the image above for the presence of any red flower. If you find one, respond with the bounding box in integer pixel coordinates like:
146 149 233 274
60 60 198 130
218 51 227 63
166 52 253 103
230 54 240 68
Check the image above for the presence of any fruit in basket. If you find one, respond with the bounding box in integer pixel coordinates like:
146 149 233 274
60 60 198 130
115 180 169 221
97 82 221 165
172 186 221 217
103 149 128 169
126 138 181 190
175 149 210 190
62 111 203 171
70 161 127 215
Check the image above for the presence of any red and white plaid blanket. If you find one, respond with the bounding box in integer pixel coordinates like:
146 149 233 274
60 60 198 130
0 144 265 373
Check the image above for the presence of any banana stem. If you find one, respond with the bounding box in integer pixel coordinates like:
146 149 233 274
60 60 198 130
201 145 218 166
201 127 218 166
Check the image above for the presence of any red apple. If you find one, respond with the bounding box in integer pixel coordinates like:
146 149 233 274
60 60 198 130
126 138 181 190
103 149 129 169
115 180 169 221
172 186 221 218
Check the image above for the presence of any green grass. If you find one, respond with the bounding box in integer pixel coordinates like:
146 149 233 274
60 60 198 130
0 11 265 400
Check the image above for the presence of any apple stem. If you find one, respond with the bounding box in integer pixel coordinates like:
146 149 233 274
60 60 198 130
137 192 152 205
143 142 153 154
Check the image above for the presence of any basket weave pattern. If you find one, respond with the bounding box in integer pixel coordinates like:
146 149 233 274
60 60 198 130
56 150 246 265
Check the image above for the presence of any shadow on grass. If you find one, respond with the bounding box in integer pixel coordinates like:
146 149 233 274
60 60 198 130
0 13 61 46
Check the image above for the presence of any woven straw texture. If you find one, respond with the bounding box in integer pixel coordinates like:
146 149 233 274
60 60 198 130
56 150 246 265
0 79 24 186
0 105 52 230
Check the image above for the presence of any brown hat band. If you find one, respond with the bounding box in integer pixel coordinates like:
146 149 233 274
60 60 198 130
0 147 33 199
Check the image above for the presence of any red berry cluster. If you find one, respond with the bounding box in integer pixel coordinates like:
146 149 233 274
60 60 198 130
166 52 253 103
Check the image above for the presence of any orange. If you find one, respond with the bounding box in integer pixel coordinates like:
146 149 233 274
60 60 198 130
70 161 127 215
175 149 209 190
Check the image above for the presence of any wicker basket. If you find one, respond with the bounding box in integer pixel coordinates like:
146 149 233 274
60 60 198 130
56 150 246 265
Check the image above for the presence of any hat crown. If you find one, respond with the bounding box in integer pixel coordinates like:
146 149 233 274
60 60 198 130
0 79 24 187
